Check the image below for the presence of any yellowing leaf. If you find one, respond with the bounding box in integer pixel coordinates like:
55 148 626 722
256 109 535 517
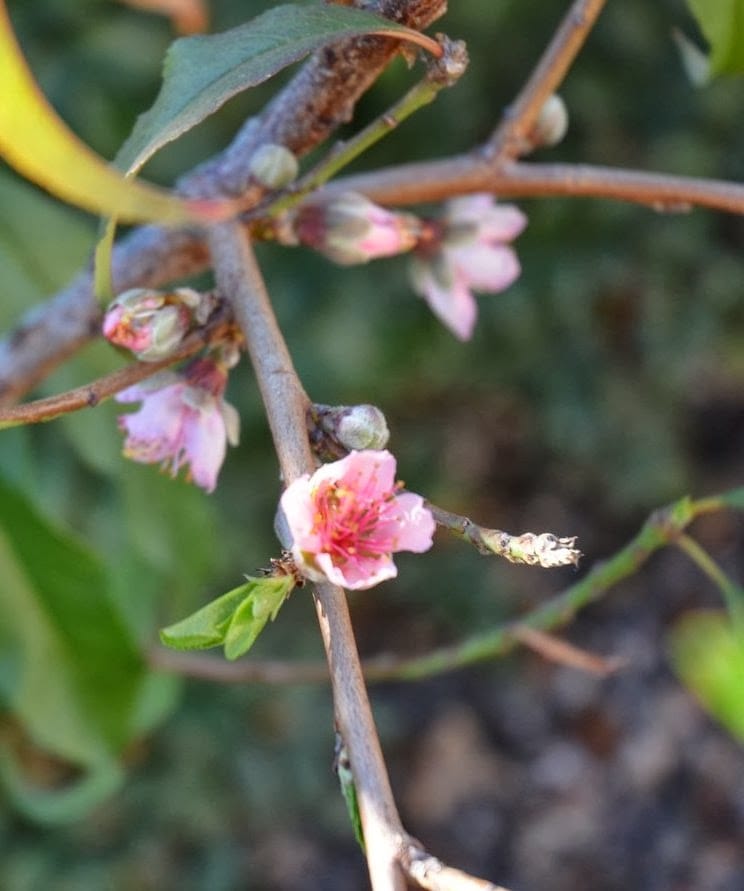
0 2 225 224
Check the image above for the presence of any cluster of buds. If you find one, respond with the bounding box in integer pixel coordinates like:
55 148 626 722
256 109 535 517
290 190 527 341
103 287 240 492
102 287 217 361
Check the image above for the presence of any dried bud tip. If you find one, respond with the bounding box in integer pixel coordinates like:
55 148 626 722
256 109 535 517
427 35 469 86
249 143 299 190
527 94 569 150
481 529 581 568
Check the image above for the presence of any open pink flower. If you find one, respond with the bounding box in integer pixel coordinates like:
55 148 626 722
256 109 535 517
280 450 435 590
115 358 239 492
411 195 527 341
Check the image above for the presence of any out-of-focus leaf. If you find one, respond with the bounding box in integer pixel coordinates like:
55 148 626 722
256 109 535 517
668 610 744 741
0 2 226 223
160 575 294 658
672 28 711 86
0 477 146 821
686 0 744 76
117 0 209 34
0 170 94 323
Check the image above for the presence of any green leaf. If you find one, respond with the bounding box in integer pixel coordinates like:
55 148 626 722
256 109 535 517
335 736 365 851
668 610 744 740
93 2 431 297
223 576 294 661
0 476 145 821
114 3 433 176
160 575 294 659
0 3 225 223
686 0 744 76
159 582 254 650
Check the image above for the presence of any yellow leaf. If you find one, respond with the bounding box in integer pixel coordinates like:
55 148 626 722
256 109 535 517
0 2 223 224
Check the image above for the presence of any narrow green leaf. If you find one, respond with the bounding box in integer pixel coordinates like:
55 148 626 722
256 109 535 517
159 582 254 650
223 576 294 661
686 0 744 76
115 3 434 176
668 610 744 740
0 2 224 224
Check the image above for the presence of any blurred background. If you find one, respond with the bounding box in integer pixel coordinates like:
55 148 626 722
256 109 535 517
1 0 744 888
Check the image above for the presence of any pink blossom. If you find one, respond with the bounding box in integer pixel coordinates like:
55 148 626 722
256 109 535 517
115 358 239 492
280 450 435 590
411 194 527 341
293 192 421 265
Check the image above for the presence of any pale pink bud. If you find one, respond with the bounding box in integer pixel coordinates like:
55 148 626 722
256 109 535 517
102 287 214 361
294 192 421 265
279 449 435 590
115 357 239 492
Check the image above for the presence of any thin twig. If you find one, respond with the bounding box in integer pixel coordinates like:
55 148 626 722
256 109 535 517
148 491 734 686
400 842 511 891
0 306 235 429
208 220 406 891
485 0 608 161
511 625 623 676
329 156 744 213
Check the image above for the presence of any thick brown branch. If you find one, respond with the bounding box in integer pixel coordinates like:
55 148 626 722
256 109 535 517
0 0 445 406
486 0 608 160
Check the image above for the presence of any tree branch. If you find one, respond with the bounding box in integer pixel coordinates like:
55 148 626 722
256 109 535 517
208 220 406 891
148 490 736 686
0 0 445 406
486 0 608 160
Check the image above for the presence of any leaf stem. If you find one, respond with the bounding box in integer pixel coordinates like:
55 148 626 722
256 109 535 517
675 533 744 626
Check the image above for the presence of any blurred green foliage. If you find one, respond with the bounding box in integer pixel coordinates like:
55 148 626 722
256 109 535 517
2 0 744 886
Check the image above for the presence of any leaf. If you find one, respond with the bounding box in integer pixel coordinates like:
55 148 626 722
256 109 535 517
160 575 294 658
0 477 146 821
159 582 254 650
0 2 227 223
223 576 294 660
114 3 437 176
94 2 438 298
686 0 744 76
668 610 744 741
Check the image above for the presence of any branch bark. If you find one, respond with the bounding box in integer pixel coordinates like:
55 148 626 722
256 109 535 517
0 0 445 406
208 220 406 891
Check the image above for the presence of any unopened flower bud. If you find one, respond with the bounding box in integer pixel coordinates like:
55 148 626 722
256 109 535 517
309 403 390 460
102 287 214 361
249 143 299 189
294 192 421 265
526 94 568 150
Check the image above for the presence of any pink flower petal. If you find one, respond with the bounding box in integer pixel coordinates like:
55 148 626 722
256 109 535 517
180 401 227 493
453 243 521 294
280 475 323 552
390 492 436 552
417 265 477 341
316 551 398 591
